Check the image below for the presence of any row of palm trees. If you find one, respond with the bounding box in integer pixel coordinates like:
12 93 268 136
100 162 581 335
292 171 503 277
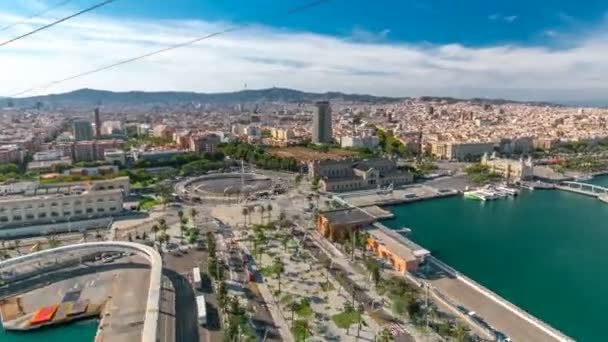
241 203 274 227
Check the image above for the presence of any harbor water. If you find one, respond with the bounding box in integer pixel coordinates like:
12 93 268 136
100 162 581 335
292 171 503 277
384 176 608 342
0 319 98 342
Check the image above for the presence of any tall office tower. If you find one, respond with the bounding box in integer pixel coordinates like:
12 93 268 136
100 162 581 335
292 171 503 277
73 119 94 141
312 101 332 144
94 108 102 139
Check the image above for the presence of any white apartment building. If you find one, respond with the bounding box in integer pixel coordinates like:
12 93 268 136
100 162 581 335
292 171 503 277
340 135 379 149
104 149 126 165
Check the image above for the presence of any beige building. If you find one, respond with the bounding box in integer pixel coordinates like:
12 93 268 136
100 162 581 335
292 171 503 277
430 141 495 161
481 152 534 182
190 134 221 154
0 189 123 228
271 128 294 141
309 158 413 192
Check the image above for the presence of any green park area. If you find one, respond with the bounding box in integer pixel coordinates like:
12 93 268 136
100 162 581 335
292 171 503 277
464 163 502 184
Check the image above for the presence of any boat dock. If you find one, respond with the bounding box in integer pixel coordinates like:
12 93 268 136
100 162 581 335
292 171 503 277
555 181 608 198
520 181 556 190
360 205 394 219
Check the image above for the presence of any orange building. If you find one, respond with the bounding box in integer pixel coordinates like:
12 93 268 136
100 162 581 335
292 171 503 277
316 208 375 242
366 228 427 273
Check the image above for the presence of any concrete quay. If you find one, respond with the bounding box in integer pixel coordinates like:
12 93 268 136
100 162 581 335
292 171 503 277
379 226 575 342
338 185 459 208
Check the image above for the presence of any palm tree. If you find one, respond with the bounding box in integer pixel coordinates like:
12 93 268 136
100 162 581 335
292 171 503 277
452 320 468 342
190 208 198 224
280 234 290 252
356 304 364 341
159 218 169 235
335 271 345 295
13 239 21 255
266 203 273 222
259 206 266 225
371 264 381 287
151 224 159 241
46 235 61 249
273 257 285 293
321 258 331 283
278 211 287 229
376 328 392 342
254 228 267 266
289 300 299 326
80 230 89 242
241 207 249 228
179 223 188 244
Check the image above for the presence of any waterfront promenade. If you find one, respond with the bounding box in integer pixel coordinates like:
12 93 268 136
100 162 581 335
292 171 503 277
337 191 575 342
372 221 575 342
425 256 573 342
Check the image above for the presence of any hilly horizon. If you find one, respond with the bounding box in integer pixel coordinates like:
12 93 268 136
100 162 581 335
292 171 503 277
5 87 565 109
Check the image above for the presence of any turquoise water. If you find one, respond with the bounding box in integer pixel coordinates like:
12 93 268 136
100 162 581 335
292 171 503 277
0 319 98 341
383 176 608 342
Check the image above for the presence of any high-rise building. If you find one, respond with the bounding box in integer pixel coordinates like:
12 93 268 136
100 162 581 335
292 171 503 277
73 119 94 141
94 108 102 139
312 101 332 144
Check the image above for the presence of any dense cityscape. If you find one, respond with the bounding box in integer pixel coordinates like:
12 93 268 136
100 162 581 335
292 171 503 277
3 1 608 342
1 86 607 342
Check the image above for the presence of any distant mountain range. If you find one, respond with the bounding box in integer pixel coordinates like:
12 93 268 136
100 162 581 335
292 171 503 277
8 87 560 108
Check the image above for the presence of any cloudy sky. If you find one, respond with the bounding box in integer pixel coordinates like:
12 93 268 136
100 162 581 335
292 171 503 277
2 0 608 103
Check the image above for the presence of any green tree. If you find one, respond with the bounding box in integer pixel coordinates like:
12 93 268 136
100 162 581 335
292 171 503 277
151 224 159 241
190 208 198 224
155 183 173 208
241 207 249 228
376 328 393 342
451 320 468 342
266 203 273 222
259 205 266 225
273 257 285 293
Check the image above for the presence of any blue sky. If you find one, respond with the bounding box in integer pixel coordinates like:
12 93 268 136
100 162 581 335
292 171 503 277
3 0 608 102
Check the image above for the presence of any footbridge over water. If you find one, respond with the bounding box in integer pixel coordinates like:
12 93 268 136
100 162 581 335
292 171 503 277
556 181 608 198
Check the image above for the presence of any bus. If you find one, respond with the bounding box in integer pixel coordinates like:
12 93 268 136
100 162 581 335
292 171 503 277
192 267 202 290
196 295 207 326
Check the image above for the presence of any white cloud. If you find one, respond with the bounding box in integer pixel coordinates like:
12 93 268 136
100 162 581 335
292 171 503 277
0 6 608 102
488 13 519 23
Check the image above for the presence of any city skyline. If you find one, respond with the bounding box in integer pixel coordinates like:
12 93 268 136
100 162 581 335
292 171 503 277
2 0 608 103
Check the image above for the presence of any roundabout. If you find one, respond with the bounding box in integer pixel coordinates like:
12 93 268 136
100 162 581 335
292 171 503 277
183 173 273 200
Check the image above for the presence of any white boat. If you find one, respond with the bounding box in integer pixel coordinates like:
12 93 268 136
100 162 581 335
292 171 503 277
478 190 498 200
464 190 496 201
574 175 593 182
496 186 519 196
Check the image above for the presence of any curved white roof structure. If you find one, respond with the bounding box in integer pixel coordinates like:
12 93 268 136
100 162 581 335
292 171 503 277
0 241 162 342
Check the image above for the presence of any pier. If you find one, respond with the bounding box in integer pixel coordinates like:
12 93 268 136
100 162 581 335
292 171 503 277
556 181 608 200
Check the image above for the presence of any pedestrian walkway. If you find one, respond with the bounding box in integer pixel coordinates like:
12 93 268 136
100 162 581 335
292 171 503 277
232 230 294 342
306 230 426 342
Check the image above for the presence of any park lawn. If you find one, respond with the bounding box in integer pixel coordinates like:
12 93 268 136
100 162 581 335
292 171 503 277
260 266 276 277
138 196 162 211
295 303 313 318
331 310 361 330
